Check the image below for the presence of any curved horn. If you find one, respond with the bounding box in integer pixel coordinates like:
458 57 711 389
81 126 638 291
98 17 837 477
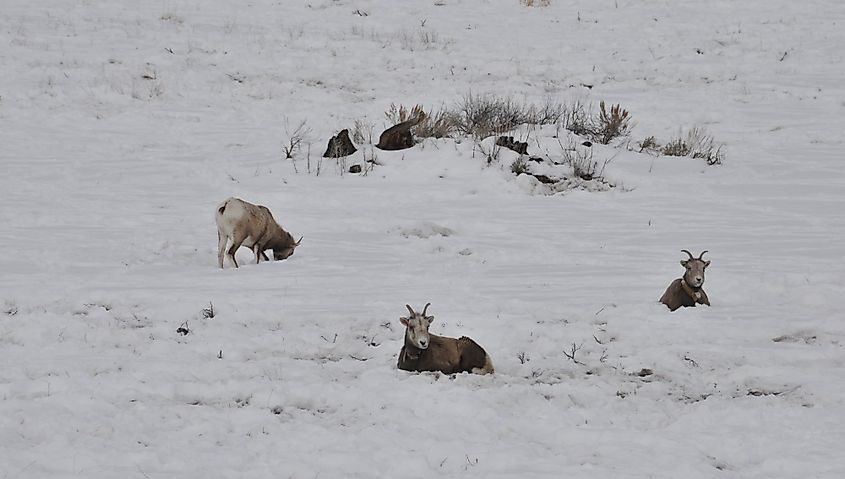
421 302 431 316
405 304 416 316
698 250 708 260
294 236 303 246
680 249 695 260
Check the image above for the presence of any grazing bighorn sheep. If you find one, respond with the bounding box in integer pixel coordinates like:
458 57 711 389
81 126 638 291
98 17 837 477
397 303 494 375
216 197 301 269
659 250 711 311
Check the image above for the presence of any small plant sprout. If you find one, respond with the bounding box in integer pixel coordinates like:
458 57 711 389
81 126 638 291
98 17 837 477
177 321 190 336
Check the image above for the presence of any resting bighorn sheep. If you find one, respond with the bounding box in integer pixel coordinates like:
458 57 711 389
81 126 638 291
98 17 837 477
216 197 301 269
397 303 494 375
659 250 711 311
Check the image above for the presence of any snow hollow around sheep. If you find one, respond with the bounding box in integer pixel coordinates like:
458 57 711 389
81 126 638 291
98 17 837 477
1 1 844 478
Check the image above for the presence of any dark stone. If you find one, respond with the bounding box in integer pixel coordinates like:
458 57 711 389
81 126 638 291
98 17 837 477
348 164 362 174
528 156 544 163
323 129 357 158
495 136 529 155
532 174 558 184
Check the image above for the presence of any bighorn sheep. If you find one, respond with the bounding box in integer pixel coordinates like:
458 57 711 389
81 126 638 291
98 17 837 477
397 303 494 375
216 197 301 269
659 250 711 311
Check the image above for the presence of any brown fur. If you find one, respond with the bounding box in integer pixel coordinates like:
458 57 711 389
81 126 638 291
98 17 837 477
375 114 425 151
396 304 493 375
216 198 301 269
659 278 710 311
398 334 492 375
659 250 711 311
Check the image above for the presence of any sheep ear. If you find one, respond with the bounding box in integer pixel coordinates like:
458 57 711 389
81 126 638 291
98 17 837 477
425 315 434 325
400 317 410 327
680 260 689 267
703 260 711 268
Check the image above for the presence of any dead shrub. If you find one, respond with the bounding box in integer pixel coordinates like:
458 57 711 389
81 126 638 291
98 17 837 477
384 103 457 139
561 100 633 145
593 101 631 144
558 138 614 182
662 127 724 165
637 135 661 154
511 157 530 175
351 118 375 145
454 93 564 139
562 99 593 137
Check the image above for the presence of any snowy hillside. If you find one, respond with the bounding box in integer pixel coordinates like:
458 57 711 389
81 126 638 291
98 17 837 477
1 1 844 477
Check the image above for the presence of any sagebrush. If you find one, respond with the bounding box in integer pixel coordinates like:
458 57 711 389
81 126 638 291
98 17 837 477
662 127 724 165
453 93 564 139
561 100 632 144
384 103 457 139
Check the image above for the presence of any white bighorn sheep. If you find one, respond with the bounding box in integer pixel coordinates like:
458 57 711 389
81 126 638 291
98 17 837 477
397 303 494 375
659 250 711 311
215 197 301 269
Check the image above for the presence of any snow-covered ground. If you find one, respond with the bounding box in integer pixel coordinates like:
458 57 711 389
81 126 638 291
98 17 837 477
1 1 844 477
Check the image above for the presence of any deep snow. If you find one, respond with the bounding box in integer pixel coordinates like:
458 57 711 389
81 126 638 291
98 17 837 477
1 1 844 477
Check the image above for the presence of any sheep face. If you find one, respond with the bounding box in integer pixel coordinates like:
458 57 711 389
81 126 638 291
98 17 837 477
680 251 710 288
400 303 434 350
273 247 295 261
272 236 302 261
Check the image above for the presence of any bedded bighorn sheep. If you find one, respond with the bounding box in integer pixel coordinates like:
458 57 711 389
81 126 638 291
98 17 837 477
659 250 711 311
397 303 494 375
216 197 301 269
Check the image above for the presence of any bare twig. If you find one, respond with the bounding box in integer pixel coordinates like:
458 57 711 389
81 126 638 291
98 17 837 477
563 342 585 365
283 119 311 159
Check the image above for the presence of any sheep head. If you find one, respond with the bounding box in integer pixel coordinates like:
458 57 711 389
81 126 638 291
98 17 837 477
400 303 434 350
680 250 710 288
273 236 303 260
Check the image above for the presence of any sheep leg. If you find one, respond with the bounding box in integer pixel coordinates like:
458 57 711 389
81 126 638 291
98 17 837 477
227 233 247 268
253 244 264 264
217 231 227 269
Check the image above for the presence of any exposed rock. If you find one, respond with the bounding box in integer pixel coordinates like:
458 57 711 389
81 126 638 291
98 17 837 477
496 136 528 155
531 174 558 184
375 115 425 151
323 129 357 158
348 164 362 174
